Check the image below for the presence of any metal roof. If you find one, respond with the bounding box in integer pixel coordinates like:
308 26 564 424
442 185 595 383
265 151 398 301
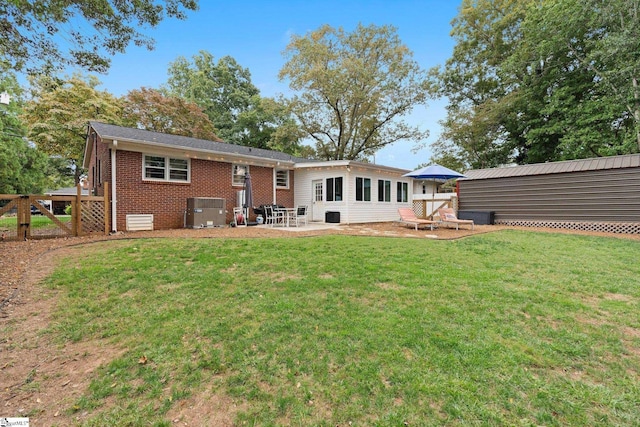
89 121 308 164
462 154 640 180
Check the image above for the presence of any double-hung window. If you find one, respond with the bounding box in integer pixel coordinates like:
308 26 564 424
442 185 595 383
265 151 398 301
143 155 190 182
355 177 371 201
232 164 249 186
397 182 408 202
378 179 391 202
326 177 343 201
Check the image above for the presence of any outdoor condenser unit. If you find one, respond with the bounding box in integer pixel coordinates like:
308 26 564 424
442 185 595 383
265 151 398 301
186 197 226 228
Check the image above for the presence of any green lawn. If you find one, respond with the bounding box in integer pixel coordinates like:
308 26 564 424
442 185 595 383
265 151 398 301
0 214 71 230
43 231 640 426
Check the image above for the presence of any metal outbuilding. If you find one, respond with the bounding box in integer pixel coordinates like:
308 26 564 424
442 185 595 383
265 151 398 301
458 154 640 234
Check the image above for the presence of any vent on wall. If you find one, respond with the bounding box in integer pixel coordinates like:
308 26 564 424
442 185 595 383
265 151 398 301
126 214 154 231
186 197 226 228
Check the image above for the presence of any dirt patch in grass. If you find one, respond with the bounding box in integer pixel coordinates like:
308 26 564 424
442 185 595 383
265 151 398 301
165 385 247 426
1 223 639 424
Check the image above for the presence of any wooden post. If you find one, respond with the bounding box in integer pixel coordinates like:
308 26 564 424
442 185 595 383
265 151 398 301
103 182 110 235
20 196 30 240
75 184 82 236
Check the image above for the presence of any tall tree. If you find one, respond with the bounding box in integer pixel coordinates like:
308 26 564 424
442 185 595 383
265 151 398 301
235 95 308 155
0 0 199 74
516 0 640 153
164 51 304 155
0 69 50 194
121 87 220 140
164 52 258 141
279 24 429 161
431 0 640 169
22 74 123 184
429 0 530 169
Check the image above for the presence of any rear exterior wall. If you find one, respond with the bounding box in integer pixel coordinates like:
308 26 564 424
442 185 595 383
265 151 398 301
92 149 293 231
458 168 640 223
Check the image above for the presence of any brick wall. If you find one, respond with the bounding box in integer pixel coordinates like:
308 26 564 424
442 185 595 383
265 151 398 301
112 150 294 230
86 133 112 197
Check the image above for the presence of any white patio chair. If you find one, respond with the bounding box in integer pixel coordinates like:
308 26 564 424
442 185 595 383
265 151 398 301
291 205 308 227
264 205 284 227
233 207 247 227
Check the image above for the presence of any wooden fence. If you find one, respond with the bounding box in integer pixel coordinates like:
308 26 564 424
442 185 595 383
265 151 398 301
0 184 109 241
412 195 458 219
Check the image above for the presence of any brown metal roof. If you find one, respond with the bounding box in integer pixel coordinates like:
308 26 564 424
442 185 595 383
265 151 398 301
463 154 640 180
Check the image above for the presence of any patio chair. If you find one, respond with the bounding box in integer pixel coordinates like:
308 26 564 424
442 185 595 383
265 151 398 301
264 205 284 227
397 207 437 231
437 208 474 230
233 207 247 227
290 205 308 227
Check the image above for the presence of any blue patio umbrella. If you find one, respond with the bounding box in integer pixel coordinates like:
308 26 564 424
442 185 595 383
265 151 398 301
403 164 466 181
403 164 466 216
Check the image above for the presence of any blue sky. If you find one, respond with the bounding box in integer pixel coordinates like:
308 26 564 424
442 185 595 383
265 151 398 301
97 0 461 171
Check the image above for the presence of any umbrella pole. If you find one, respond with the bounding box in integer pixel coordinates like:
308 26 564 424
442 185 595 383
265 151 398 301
430 179 435 219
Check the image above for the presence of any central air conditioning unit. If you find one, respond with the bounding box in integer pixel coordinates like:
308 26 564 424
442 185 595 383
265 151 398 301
185 197 226 228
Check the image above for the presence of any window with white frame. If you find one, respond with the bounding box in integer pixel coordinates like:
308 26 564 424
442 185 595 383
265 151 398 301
143 155 190 182
276 169 289 188
378 179 391 202
232 164 249 186
397 182 408 202
355 177 371 201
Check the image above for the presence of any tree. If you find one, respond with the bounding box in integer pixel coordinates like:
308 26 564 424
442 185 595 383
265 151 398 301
235 96 308 155
279 24 429 161
0 69 50 194
516 0 640 153
121 87 220 140
429 0 531 169
0 0 199 74
22 74 123 185
164 51 304 155
431 0 640 169
164 52 259 142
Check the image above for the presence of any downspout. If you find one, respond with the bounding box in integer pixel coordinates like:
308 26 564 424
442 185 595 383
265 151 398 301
345 164 350 224
111 140 118 232
272 167 277 204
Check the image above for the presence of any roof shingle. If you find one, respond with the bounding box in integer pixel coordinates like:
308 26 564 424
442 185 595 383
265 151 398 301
90 121 308 164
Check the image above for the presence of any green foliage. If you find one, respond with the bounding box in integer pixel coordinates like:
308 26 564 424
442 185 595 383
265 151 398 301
22 74 124 184
0 0 199 74
431 0 640 169
280 24 430 161
164 51 304 154
121 87 220 140
0 68 50 194
45 233 640 425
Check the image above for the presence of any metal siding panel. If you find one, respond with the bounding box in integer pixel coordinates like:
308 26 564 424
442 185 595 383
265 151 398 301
459 167 640 222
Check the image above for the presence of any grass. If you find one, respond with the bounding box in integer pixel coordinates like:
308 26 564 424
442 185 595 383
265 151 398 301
43 231 640 426
0 214 71 230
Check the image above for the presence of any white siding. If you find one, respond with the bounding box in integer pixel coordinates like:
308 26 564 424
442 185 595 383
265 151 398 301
294 164 412 224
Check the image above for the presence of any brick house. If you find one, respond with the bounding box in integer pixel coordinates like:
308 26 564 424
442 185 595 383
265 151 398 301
83 122 413 231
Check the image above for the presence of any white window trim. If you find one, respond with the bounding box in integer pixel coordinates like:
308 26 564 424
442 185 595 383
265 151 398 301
275 169 290 189
232 164 249 187
142 154 191 183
